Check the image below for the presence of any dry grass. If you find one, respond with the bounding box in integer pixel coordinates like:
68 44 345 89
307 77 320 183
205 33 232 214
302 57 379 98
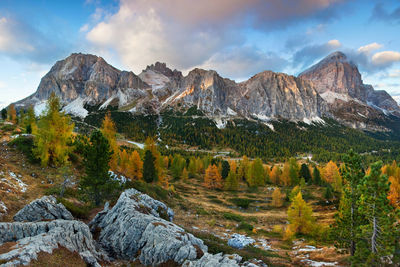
29 247 87 267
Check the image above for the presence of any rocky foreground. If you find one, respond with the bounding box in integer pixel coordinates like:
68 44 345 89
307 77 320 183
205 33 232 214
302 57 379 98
0 189 265 267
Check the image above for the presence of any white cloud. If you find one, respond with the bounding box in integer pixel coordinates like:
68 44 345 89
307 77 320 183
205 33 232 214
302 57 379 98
0 17 35 54
357 42 383 55
372 51 400 67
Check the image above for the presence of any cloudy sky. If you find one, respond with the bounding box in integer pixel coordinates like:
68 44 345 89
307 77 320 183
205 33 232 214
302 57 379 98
1 0 400 107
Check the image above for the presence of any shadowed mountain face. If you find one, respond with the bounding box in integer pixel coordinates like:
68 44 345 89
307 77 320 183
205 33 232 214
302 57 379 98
13 51 400 132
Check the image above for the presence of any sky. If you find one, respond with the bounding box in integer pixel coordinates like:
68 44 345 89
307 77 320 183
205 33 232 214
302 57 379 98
0 0 400 107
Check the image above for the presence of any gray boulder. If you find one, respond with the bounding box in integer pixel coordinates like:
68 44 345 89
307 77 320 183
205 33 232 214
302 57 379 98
228 234 255 249
13 195 74 222
0 220 107 266
183 253 243 267
90 188 206 265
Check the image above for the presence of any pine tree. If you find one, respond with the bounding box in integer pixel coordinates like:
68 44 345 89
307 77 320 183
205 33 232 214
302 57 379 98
313 167 322 185
128 150 143 180
33 93 74 166
271 188 284 207
286 192 315 237
143 150 157 183
221 160 230 179
334 150 364 256
100 112 119 170
324 184 333 200
80 130 119 206
353 161 398 265
1 108 7 120
299 163 312 184
204 164 222 189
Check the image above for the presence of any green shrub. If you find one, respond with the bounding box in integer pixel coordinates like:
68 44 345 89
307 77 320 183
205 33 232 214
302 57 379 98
8 136 38 163
223 212 244 222
229 198 253 209
237 222 254 232
1 124 16 132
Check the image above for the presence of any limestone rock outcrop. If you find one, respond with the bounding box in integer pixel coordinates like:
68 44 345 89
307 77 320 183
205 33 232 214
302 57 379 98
0 220 106 266
13 196 74 222
89 189 206 265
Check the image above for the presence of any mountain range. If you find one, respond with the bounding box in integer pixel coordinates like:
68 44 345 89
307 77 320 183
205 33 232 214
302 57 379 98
14 51 400 133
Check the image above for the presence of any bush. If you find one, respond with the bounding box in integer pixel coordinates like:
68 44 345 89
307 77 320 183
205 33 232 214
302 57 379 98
57 198 91 219
1 124 16 132
237 222 254 232
229 198 253 209
8 136 38 163
223 212 244 222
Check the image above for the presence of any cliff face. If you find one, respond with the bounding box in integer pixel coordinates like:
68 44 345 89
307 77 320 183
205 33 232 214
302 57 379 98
236 71 329 121
299 51 400 118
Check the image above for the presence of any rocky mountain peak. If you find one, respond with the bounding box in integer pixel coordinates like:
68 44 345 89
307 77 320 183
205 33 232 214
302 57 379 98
144 62 182 79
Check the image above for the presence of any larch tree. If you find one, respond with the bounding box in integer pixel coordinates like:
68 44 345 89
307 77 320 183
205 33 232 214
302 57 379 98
181 167 189 181
281 162 291 186
24 105 36 134
144 137 162 176
128 150 143 180
271 188 284 207
270 165 281 185
80 130 119 206
204 164 223 189
237 155 249 181
224 169 239 191
353 161 398 265
118 149 130 176
33 93 74 167
100 112 119 170
8 104 17 124
323 161 342 191
286 192 315 238
288 158 300 185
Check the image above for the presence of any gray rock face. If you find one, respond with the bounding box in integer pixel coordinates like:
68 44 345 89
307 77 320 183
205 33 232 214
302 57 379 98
299 51 400 117
0 220 106 266
89 189 205 265
13 195 74 222
16 53 149 109
237 71 329 120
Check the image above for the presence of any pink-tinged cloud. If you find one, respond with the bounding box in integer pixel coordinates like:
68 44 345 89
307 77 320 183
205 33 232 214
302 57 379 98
86 0 346 77
372 51 400 67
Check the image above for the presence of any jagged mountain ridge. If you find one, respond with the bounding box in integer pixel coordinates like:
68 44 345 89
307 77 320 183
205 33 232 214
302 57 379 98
13 51 400 131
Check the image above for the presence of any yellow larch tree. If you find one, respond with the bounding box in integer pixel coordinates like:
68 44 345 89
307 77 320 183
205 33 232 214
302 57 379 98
8 104 17 124
324 161 342 191
271 187 284 207
33 93 74 167
270 165 281 185
118 149 130 176
285 192 315 239
204 164 223 189
100 112 119 170
128 150 143 180
281 162 291 186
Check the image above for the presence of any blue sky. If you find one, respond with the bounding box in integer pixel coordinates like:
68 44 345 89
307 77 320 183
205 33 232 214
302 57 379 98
1 0 400 107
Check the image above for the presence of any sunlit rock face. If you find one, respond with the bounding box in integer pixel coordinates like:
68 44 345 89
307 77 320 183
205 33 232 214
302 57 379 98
299 51 400 117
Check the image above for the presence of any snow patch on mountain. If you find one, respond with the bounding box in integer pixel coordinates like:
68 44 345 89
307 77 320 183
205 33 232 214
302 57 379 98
62 97 88 118
126 140 145 149
227 107 237 116
303 117 325 125
320 91 351 104
99 96 115 110
393 95 400 106
34 101 47 116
